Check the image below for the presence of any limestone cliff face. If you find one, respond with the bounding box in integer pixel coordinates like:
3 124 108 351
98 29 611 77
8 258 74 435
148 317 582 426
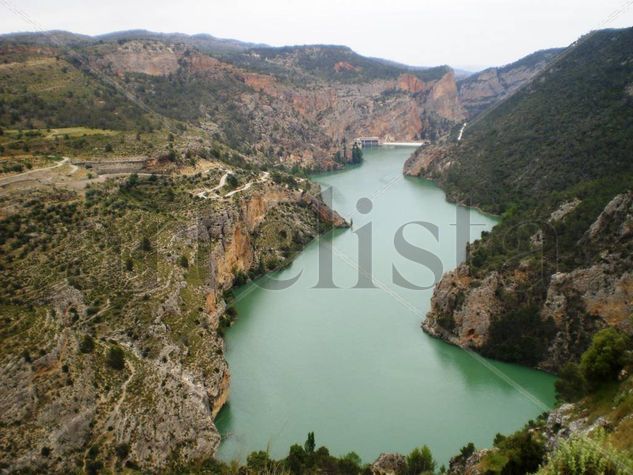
309 71 465 142
241 68 465 143
96 40 181 76
422 265 504 350
403 142 454 177
423 193 633 371
457 48 562 117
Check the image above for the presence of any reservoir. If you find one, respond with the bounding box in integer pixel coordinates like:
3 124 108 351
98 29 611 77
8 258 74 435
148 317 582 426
216 146 556 466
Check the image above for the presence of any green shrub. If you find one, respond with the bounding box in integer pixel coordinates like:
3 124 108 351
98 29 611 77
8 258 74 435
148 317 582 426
226 173 239 189
537 431 626 474
555 362 587 402
106 346 125 370
79 335 94 353
246 450 273 472
580 328 630 387
406 445 435 474
483 426 546 475
115 443 130 459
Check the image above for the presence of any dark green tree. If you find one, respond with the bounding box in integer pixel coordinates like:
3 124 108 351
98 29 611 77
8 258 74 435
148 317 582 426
115 443 130 459
226 173 239 189
106 347 125 370
304 431 315 454
407 445 435 474
581 328 630 386
79 335 94 354
351 143 363 164
286 444 306 474
140 237 152 252
555 362 587 401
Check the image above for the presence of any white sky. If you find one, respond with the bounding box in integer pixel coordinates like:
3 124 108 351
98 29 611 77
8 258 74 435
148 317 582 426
1 0 632 70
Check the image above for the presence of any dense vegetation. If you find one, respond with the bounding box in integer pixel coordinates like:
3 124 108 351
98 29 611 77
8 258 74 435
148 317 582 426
0 48 151 131
423 27 633 366
441 28 633 215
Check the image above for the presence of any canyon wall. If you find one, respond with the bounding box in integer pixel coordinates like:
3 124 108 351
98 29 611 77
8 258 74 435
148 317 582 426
0 173 346 473
422 193 633 371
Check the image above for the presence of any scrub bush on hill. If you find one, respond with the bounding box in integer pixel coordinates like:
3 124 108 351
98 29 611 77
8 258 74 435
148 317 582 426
106 346 125 370
580 328 631 387
537 430 624 475
556 327 631 401
478 417 548 475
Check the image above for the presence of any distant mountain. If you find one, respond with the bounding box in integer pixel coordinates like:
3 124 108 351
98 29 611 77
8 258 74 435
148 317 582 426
0 30 93 47
94 29 266 55
227 43 453 84
457 47 563 117
0 29 266 54
0 30 465 169
452 68 474 79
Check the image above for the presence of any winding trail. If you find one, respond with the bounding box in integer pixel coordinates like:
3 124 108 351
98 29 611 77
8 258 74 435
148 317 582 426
195 171 270 199
225 171 270 198
0 157 71 186
194 171 229 199
210 172 229 192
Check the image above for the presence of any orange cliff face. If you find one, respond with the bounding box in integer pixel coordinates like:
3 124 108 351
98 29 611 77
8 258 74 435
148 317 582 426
427 71 466 122
212 60 464 143
397 73 426 94
93 40 466 163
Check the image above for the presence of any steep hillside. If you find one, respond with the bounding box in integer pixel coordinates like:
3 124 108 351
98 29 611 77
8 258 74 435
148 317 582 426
0 43 153 131
0 31 470 170
458 48 562 117
415 29 633 213
407 27 633 370
0 164 346 472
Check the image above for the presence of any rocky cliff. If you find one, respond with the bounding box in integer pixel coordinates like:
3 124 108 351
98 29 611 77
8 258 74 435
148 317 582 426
0 34 467 170
414 29 633 371
423 192 633 371
457 48 562 117
0 167 346 472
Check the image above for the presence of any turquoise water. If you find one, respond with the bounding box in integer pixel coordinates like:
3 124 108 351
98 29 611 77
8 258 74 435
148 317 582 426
216 146 556 466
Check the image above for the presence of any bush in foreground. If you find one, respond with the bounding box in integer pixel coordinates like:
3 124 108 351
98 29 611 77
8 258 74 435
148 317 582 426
537 430 627 475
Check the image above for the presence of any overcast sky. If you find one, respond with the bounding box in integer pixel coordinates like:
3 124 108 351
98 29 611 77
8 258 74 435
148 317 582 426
1 0 632 70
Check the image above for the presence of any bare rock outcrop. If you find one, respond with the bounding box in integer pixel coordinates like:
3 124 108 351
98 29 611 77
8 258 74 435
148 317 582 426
423 192 633 371
371 452 407 475
457 49 561 117
98 40 180 76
